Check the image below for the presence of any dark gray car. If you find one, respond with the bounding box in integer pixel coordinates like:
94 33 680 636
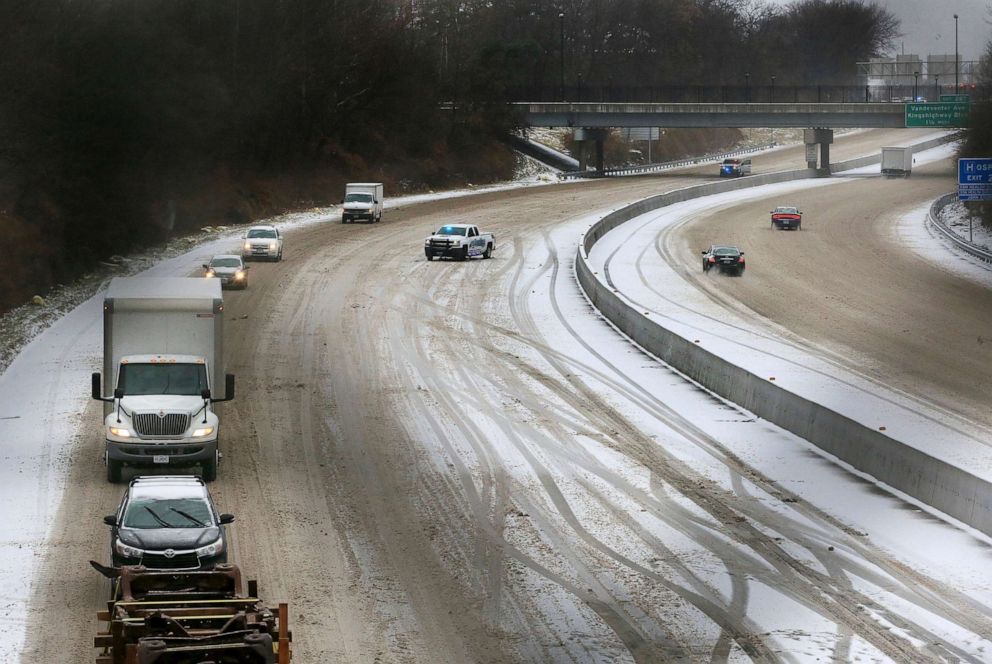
104 475 234 570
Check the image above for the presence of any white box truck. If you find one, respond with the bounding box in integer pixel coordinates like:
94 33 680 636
881 147 913 177
91 277 235 482
341 182 383 223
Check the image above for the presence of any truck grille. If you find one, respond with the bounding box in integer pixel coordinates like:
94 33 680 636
429 239 453 249
133 413 190 437
142 551 200 570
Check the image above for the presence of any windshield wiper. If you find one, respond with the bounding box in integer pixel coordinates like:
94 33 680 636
144 506 177 528
169 507 206 527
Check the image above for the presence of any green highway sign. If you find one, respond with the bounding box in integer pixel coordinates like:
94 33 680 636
905 101 969 127
940 94 970 102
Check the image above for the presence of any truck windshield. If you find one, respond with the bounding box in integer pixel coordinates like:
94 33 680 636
436 226 468 236
344 193 373 203
118 363 209 396
246 229 276 239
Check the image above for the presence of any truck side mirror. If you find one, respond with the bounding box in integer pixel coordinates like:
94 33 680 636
103 515 117 527
113 387 124 400
701 250 707 255
219 514 235 525
91 373 102 400
201 389 212 400
202 264 209 269
224 374 236 401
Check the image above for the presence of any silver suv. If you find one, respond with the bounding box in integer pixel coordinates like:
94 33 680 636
242 225 283 261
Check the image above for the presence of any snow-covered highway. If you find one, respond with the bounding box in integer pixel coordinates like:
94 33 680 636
3 129 991 663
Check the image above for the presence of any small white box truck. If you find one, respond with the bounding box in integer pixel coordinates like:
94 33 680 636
881 147 913 177
341 182 383 223
91 277 235 482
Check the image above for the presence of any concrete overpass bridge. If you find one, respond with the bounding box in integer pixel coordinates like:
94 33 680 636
511 101 963 172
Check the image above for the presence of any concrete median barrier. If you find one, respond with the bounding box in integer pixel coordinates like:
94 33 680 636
575 133 992 537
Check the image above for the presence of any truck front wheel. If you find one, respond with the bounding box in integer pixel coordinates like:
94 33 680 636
201 451 218 482
460 247 469 261
107 457 123 483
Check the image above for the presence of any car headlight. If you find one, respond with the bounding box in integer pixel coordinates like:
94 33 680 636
243 242 251 250
191 426 214 438
234 271 244 280
205 270 215 278
114 539 143 558
268 242 277 250
196 538 225 557
109 427 131 437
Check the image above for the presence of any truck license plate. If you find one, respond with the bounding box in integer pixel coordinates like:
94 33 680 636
153 455 169 464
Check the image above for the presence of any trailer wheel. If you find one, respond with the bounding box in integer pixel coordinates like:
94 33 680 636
202 452 218 482
107 458 122 483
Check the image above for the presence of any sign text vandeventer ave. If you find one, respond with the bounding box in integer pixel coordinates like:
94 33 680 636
905 101 969 128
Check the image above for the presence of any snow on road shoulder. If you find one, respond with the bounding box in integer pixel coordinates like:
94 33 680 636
529 210 992 661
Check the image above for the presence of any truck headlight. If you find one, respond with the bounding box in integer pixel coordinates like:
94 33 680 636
109 427 131 438
196 538 225 557
268 242 277 250
114 539 143 558
243 242 251 250
205 270 215 278
234 271 244 280
191 426 214 438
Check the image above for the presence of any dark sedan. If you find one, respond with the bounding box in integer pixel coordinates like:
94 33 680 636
702 245 746 276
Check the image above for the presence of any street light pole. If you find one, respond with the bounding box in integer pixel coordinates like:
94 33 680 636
559 12 565 101
954 13 959 90
914 71 919 100
935 74 940 99
745 72 750 102
771 75 776 102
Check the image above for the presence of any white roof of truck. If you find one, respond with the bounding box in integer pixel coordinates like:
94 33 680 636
106 277 222 301
346 182 383 187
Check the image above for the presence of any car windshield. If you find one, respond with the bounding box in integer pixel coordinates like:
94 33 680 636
345 193 373 203
122 496 213 529
246 229 276 239
436 226 468 236
209 258 241 268
712 247 740 256
775 207 798 214
118 363 208 396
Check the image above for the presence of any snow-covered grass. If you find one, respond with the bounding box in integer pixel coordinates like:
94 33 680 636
939 200 992 250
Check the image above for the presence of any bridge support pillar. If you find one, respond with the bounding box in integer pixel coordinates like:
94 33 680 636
574 128 610 173
804 128 833 171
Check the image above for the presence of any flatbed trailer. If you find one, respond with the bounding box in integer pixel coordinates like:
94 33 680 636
93 563 291 664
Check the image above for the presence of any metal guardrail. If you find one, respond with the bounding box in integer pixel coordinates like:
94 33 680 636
560 143 776 180
928 192 992 263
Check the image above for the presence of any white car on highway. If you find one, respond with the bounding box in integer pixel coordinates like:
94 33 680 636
242 225 283 261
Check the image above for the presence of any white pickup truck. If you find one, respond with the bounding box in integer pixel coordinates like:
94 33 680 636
424 224 495 261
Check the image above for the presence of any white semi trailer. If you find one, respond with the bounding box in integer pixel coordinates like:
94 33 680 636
91 277 235 482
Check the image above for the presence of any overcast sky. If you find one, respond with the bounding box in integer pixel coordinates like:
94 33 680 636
764 0 989 61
